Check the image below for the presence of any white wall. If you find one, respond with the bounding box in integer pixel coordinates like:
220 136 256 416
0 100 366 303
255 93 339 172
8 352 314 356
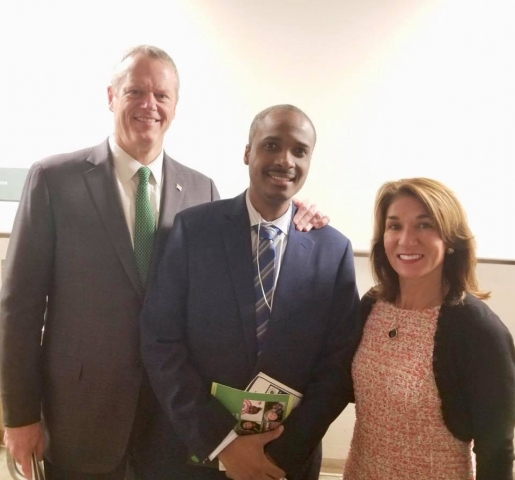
322 254 515 460
1 0 515 259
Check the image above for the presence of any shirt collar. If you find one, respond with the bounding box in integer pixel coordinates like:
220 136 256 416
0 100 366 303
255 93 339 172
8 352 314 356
109 136 164 185
245 190 292 236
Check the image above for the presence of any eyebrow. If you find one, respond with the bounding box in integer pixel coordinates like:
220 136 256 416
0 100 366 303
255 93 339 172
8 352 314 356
386 214 433 220
261 136 281 142
261 136 310 150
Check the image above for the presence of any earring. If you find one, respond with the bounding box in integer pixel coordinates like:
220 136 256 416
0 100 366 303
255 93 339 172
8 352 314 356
446 247 455 254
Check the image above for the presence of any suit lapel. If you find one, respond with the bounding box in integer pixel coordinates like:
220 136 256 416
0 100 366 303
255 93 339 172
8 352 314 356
83 140 144 299
221 199 316 367
150 154 196 285
257 222 315 360
157 154 186 234
221 193 259 365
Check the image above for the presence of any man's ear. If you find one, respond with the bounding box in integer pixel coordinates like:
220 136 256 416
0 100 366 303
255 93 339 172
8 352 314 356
107 86 114 112
243 144 251 165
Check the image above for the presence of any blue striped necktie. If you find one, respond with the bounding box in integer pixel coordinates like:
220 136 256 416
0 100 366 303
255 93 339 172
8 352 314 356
253 224 281 353
134 166 156 288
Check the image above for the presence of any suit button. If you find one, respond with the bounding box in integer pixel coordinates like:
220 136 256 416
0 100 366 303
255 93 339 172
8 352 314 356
135 359 142 368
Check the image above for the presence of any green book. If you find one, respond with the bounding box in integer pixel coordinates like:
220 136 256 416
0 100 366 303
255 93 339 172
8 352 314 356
211 382 295 435
188 382 296 468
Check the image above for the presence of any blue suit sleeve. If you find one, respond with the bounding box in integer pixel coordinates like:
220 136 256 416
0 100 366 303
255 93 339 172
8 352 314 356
140 212 236 460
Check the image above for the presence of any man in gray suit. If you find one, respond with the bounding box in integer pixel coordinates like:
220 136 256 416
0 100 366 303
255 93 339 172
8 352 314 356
0 45 325 479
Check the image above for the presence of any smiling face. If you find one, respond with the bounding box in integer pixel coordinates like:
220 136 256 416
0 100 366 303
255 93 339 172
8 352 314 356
383 195 446 290
244 108 315 220
108 54 177 164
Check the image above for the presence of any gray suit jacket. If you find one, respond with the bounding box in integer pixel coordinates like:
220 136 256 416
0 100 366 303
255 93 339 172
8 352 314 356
0 139 219 473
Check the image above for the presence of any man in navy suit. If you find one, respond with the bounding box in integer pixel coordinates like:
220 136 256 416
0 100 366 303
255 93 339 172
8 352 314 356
140 104 360 479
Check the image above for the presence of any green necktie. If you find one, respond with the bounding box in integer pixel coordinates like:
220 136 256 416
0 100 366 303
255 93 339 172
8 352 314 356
134 166 156 288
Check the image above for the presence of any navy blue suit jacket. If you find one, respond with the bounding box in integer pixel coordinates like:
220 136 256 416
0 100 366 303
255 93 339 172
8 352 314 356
141 192 360 478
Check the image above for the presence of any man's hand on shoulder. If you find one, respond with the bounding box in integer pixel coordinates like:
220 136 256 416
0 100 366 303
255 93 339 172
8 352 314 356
4 422 44 480
218 426 285 480
292 198 329 232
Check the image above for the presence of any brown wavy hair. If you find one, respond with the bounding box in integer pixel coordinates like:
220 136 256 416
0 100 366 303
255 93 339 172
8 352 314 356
369 177 489 304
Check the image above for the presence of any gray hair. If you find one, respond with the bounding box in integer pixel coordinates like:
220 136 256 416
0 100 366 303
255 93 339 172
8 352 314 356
111 45 180 97
248 104 316 143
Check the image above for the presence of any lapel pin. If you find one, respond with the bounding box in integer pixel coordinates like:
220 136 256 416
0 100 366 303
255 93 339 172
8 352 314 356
176 183 183 192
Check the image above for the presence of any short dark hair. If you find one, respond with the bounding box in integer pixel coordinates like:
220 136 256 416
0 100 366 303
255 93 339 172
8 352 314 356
248 104 316 144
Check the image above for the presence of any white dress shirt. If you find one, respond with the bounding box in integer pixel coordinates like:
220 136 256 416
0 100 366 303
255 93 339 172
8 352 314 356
246 190 291 287
109 136 163 245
